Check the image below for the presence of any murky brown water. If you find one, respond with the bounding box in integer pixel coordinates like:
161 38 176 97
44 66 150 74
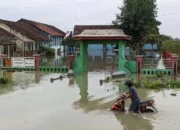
0 71 179 130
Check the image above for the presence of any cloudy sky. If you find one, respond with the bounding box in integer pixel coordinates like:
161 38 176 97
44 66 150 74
0 0 180 38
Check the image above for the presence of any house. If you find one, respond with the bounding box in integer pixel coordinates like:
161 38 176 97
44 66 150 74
0 28 17 57
0 19 50 57
17 19 65 50
0 18 66 57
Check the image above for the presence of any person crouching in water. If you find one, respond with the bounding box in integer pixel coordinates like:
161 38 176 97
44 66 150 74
124 80 141 114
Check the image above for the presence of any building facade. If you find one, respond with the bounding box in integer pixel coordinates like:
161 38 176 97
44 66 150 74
0 19 50 56
17 19 65 50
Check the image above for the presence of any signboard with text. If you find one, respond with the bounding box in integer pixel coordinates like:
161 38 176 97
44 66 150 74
12 57 25 68
24 58 35 67
1 57 35 68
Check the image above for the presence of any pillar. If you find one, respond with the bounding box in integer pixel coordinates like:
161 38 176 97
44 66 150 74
23 43 25 57
118 40 129 74
8 45 10 58
136 55 143 74
73 40 88 73
171 54 178 76
0 54 6 68
0 45 1 55
33 54 40 70
33 42 36 55
68 55 75 70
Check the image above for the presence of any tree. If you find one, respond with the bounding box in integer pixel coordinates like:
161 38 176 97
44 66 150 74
113 0 161 54
62 37 78 54
62 37 76 46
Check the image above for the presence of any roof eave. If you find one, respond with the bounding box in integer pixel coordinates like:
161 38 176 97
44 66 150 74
50 34 65 37
73 36 131 41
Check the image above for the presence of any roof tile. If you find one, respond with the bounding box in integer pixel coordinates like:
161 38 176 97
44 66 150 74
74 25 119 35
0 19 50 42
18 19 65 36
0 28 16 38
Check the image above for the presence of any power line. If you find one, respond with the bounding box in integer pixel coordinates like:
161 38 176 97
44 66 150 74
0 0 122 10
1 0 180 18
158 12 180 17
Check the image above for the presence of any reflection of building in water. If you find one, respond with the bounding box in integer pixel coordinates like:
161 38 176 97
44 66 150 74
74 73 88 102
73 73 117 112
0 71 40 83
4 71 13 81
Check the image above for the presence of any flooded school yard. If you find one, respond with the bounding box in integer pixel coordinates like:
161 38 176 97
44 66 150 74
0 71 179 130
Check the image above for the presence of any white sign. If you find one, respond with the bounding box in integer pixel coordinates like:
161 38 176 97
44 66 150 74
12 58 25 68
24 58 35 67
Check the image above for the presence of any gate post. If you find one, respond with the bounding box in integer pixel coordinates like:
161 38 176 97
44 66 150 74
74 40 88 73
68 55 75 70
171 54 178 76
118 40 130 74
33 54 40 70
136 55 143 74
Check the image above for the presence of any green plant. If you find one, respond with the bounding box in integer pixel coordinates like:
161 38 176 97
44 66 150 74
112 0 161 55
156 72 165 78
38 46 55 56
0 77 8 84
134 76 180 90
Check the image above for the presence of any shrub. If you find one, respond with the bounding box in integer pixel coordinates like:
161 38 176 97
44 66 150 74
134 76 180 89
0 77 9 84
38 46 55 56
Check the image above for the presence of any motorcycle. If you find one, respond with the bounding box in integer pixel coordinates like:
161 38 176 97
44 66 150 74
111 93 158 113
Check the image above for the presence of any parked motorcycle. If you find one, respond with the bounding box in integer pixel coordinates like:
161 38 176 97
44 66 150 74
111 93 158 113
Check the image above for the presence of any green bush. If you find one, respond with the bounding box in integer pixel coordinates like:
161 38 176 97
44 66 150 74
39 46 55 56
0 77 9 84
156 72 165 78
134 76 180 89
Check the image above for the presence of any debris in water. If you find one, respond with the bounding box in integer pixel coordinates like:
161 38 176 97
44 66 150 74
170 93 177 96
68 69 74 77
112 71 126 79
99 77 110 85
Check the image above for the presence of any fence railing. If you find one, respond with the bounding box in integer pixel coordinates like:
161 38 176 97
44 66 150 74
143 58 172 68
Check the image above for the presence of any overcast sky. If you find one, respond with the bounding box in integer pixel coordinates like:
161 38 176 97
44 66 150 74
0 0 180 38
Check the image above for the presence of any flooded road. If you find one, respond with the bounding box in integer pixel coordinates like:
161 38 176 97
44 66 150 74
0 71 179 130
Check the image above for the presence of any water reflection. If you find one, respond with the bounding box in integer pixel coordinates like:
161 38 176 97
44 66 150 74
0 71 41 84
114 112 154 130
73 72 116 112
68 77 75 87
74 73 88 103
0 70 41 94
73 72 155 129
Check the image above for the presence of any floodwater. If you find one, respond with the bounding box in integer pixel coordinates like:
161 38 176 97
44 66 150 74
0 71 179 130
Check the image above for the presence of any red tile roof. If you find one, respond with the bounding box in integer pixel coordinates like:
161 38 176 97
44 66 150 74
18 19 65 37
0 19 50 42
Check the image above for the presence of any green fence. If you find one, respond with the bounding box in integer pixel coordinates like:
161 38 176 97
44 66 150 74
38 66 69 73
